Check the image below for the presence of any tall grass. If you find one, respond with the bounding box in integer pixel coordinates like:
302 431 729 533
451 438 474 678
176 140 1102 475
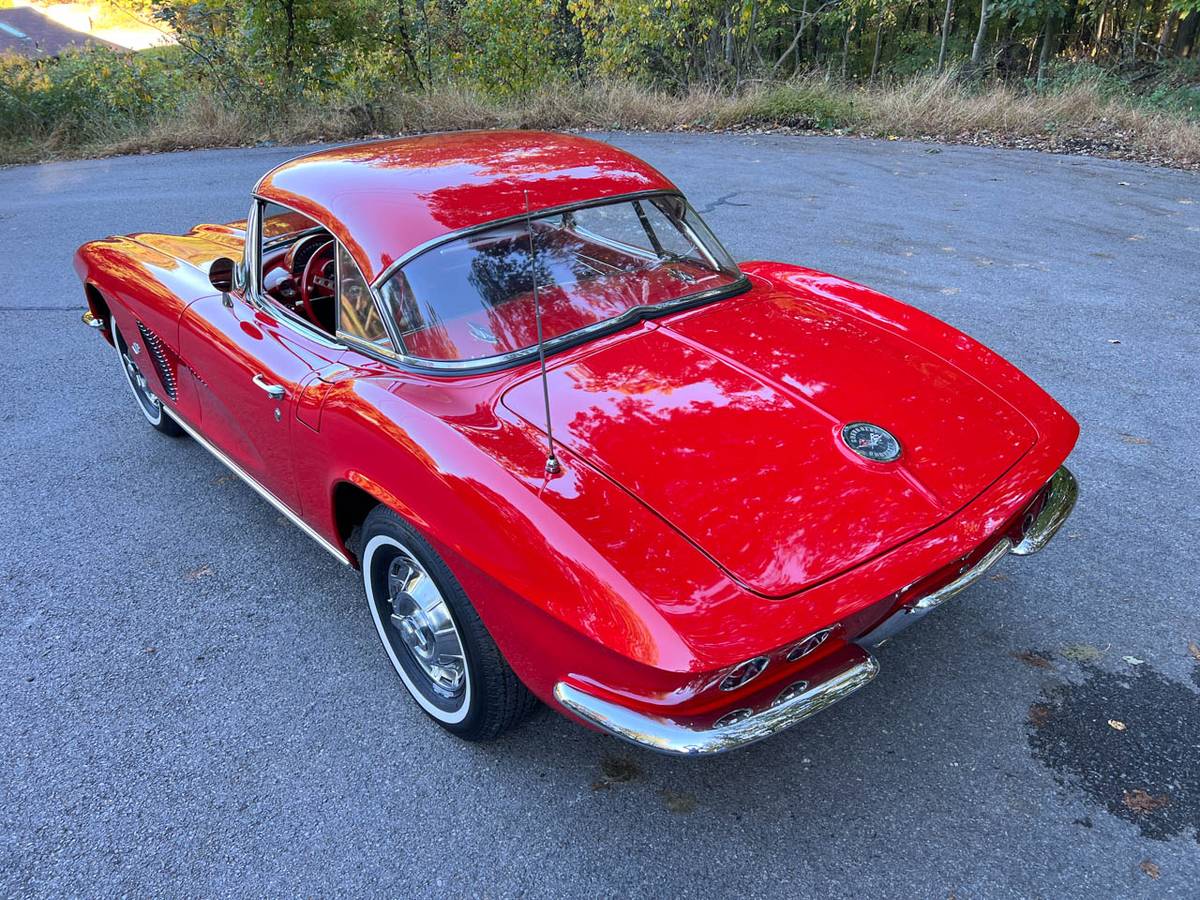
3 57 1198 167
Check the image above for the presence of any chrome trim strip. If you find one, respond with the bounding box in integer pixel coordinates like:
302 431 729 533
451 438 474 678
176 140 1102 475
166 409 353 567
1010 466 1078 556
378 279 750 373
245 189 749 375
246 197 345 350
911 537 1013 612
554 654 879 756
858 537 1013 648
365 189 750 374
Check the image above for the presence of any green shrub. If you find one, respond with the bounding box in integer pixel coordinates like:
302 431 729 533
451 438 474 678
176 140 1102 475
718 84 858 129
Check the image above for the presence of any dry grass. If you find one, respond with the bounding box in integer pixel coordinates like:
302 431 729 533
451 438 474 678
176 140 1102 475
5 73 1199 168
850 72 1200 165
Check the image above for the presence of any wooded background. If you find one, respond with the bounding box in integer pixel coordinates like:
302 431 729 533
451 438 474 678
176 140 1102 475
2 1 1198 164
151 0 1199 95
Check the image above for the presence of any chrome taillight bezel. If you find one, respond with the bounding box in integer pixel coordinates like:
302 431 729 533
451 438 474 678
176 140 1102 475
718 656 769 692
785 626 837 662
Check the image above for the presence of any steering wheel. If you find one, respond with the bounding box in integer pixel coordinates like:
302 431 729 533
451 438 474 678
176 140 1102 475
299 239 337 326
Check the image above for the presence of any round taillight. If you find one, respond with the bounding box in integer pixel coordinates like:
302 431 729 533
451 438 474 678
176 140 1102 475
786 626 836 662
714 708 754 728
719 656 769 692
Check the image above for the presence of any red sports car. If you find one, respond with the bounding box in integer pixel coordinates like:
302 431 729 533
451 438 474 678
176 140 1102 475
76 132 1078 755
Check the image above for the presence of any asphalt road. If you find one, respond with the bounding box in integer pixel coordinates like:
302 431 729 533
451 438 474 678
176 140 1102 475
2 134 1198 897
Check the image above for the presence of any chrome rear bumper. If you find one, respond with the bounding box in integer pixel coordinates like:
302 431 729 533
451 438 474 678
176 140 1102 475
554 649 879 757
555 466 1077 756
859 464 1077 648
1011 466 1078 555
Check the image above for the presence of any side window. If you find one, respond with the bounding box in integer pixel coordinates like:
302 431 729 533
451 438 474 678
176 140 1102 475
568 198 697 262
261 201 316 246
569 203 656 255
336 244 392 348
639 199 701 261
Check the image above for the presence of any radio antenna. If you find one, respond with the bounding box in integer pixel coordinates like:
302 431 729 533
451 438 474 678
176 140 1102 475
524 190 561 477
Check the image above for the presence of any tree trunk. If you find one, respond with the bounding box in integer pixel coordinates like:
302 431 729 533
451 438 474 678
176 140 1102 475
1037 13 1058 89
1174 10 1199 57
971 0 989 66
1129 2 1143 59
936 0 953 73
771 0 810 76
796 0 808 76
870 0 884 82
1157 11 1178 60
842 17 855 80
280 0 296 83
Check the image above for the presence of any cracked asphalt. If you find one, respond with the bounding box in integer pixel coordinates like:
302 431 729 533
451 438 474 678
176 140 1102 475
1 134 1198 897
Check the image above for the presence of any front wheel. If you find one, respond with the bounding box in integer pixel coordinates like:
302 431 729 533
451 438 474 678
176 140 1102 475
114 321 183 436
361 506 538 741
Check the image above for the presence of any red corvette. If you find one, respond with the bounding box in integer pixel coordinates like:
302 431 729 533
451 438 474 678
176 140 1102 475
76 132 1078 755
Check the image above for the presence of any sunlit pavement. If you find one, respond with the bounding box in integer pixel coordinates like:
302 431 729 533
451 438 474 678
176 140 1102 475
1 134 1197 896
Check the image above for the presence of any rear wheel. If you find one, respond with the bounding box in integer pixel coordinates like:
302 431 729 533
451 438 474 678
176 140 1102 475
114 322 183 436
361 505 538 740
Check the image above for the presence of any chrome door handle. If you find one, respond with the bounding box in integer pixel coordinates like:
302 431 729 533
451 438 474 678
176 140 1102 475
252 374 286 401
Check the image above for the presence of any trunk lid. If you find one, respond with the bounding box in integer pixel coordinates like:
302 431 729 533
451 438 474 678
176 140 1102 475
502 284 1035 596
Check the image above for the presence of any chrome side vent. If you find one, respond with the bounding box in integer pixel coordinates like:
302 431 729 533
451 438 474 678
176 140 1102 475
136 321 178 401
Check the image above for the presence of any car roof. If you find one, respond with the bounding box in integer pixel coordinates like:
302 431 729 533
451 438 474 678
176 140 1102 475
255 131 678 283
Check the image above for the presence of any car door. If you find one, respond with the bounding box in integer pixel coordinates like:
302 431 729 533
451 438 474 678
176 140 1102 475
178 202 344 513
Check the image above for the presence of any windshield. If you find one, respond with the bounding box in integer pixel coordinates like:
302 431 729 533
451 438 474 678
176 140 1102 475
377 193 742 364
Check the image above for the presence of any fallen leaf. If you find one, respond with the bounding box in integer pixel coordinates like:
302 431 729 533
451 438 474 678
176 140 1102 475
1119 433 1151 445
1124 789 1170 814
1187 641 1200 662
1013 650 1054 670
1139 860 1160 879
1062 643 1103 663
143 646 157 655
1029 703 1052 726
1117 181 1130 186
1122 655 1145 666
661 788 697 813
185 564 214 580
1106 339 1122 345
1108 719 1127 731
598 755 640 785
939 287 960 295
1127 234 1145 241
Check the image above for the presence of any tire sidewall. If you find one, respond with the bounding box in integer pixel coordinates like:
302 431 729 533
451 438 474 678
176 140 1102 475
362 511 490 735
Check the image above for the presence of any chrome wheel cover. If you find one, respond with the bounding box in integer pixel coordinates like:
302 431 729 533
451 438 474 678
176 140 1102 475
364 535 471 722
116 331 163 424
385 555 467 696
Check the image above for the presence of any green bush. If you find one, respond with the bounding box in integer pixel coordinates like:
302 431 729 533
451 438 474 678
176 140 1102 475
720 84 858 130
0 45 188 145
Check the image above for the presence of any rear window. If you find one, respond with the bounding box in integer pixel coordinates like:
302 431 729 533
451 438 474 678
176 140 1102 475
377 194 741 364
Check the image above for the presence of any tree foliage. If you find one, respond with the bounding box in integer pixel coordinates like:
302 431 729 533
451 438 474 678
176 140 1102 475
140 0 1199 94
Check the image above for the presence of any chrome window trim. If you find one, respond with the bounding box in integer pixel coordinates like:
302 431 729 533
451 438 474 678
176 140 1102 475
245 196 344 351
370 189 724 289
333 241 398 355
368 189 748 374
